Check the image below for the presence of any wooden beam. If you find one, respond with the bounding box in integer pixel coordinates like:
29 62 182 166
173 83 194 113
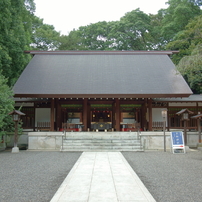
112 102 115 131
141 101 146 131
83 98 88 131
50 98 55 131
88 100 114 104
148 99 152 131
56 99 61 131
87 103 91 130
167 107 170 131
115 98 120 131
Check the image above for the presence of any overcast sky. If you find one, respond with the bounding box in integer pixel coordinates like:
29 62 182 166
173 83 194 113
34 0 168 35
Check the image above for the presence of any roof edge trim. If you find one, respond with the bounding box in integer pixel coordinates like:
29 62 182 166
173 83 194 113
24 50 179 56
14 93 192 99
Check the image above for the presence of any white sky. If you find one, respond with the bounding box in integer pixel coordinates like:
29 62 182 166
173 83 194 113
34 0 168 35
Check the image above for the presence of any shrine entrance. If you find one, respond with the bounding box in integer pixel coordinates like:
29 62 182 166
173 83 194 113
58 99 145 132
61 104 83 131
91 104 112 131
120 104 142 131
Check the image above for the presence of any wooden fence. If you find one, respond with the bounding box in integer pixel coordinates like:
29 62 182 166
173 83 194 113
152 121 164 131
37 122 51 131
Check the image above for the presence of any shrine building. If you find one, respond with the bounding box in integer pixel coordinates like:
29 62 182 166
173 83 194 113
13 51 196 133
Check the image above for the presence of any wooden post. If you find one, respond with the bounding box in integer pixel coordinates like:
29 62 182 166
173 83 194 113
167 107 170 131
115 98 120 131
83 98 88 131
148 99 152 131
50 98 55 131
87 103 90 130
112 102 115 130
56 99 61 131
198 118 201 143
184 120 187 145
141 101 147 131
14 121 18 147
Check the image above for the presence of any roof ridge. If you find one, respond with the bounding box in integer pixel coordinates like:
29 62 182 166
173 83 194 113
24 50 179 55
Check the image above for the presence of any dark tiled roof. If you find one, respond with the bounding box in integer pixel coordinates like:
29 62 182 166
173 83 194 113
13 51 192 98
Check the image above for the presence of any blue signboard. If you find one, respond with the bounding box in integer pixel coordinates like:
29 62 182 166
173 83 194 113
170 131 185 154
172 132 183 145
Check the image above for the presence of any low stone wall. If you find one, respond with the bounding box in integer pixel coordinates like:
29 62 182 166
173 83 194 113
28 132 64 150
6 133 28 148
140 131 199 150
27 131 200 151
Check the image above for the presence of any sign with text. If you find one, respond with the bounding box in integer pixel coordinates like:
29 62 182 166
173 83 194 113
170 131 186 154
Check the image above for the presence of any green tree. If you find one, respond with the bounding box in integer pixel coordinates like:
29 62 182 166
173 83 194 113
188 0 202 6
31 16 61 50
58 30 83 50
0 0 35 86
177 44 202 93
77 21 112 50
161 0 201 43
0 72 14 138
108 9 151 50
58 9 153 51
58 21 115 50
149 9 167 50
167 15 202 64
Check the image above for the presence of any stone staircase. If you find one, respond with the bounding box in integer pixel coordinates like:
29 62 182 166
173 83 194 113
61 132 144 151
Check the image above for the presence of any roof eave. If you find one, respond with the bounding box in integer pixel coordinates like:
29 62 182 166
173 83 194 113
13 93 192 99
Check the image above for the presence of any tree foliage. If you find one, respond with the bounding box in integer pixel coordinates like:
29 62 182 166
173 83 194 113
161 0 201 43
0 0 35 86
31 16 61 50
58 9 153 51
109 9 152 50
149 9 167 50
0 72 14 136
0 0 61 86
167 15 202 64
58 30 83 50
77 21 111 50
177 44 202 93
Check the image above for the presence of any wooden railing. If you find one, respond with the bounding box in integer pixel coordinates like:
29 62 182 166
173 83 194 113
37 122 51 131
62 123 83 132
152 121 164 131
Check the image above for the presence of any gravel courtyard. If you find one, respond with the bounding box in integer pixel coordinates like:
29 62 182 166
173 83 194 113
1 149 202 202
122 150 202 202
0 151 82 202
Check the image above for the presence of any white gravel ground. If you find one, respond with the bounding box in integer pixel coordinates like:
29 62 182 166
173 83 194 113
1 149 202 202
122 149 202 202
0 151 82 202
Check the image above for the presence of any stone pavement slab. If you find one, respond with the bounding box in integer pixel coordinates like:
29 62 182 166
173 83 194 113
50 152 156 202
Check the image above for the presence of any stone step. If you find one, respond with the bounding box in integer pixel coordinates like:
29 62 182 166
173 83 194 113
63 134 140 140
61 145 144 151
61 132 143 151
62 142 141 146
63 139 141 143
61 148 144 152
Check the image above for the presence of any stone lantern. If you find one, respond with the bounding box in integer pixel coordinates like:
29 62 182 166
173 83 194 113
191 112 202 148
176 109 194 145
9 110 25 153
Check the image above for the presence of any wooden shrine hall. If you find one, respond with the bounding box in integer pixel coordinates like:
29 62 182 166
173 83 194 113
13 51 193 132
